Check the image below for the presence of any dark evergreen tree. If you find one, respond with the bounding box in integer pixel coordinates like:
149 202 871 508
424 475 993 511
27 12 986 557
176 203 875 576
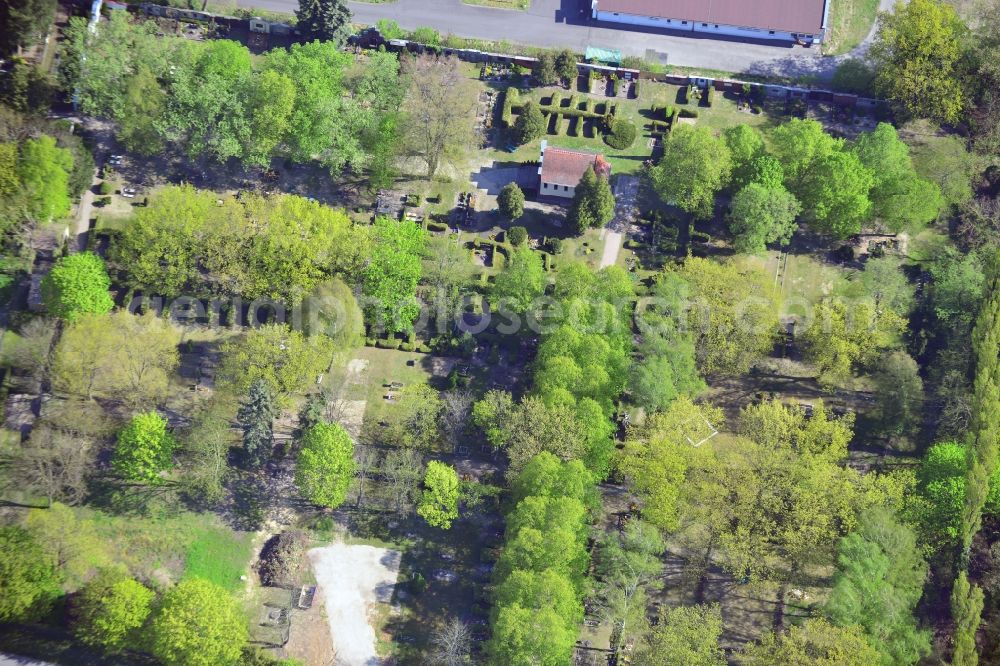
238 378 278 469
295 0 351 45
567 165 615 234
513 101 545 145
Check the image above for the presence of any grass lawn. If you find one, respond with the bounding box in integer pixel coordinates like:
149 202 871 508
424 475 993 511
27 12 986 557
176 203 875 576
822 0 880 55
326 346 437 426
731 251 850 313
184 527 255 593
85 508 254 588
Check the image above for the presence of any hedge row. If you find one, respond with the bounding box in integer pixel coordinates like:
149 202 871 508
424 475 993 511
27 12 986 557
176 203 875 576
502 87 520 128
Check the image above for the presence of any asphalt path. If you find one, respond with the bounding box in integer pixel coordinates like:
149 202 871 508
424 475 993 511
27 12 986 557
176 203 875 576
238 0 849 78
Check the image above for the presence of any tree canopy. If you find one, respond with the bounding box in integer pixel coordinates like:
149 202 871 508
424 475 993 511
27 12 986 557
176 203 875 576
295 422 356 508
650 125 731 219
417 461 460 529
147 578 248 666
42 252 114 321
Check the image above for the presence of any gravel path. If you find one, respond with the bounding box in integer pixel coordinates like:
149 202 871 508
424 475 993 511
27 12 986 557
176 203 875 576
308 543 401 666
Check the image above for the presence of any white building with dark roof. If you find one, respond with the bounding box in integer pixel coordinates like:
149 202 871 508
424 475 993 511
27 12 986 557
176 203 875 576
538 141 612 200
591 0 830 44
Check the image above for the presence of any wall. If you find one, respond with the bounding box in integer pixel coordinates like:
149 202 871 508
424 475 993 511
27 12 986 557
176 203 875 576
540 181 576 199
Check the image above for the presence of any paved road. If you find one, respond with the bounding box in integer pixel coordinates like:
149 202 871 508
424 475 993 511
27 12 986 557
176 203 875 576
240 0 844 78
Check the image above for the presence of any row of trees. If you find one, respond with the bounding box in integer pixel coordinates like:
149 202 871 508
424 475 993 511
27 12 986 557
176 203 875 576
654 119 942 241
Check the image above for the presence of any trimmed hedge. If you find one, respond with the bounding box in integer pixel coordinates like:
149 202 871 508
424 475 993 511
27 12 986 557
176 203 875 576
633 79 641 97
604 118 637 149
549 91 562 108
502 87 520 128
427 220 449 232
704 86 714 107
679 108 699 118
376 337 402 349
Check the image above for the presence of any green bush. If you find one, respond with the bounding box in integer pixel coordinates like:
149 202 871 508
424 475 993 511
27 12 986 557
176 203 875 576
508 226 528 246
543 252 554 272
411 27 441 45
704 86 714 107
98 181 114 195
417 344 432 353
427 221 449 232
633 79 641 97
549 238 563 254
501 87 520 128
406 193 421 207
365 337 377 347
679 108 698 118
549 91 562 108
604 118 637 149
376 338 402 349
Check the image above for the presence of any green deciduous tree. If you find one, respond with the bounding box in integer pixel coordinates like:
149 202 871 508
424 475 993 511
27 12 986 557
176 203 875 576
872 351 924 436
18 134 73 220
147 578 248 666
498 182 525 221
0 0 56 56
769 118 841 196
650 125 730 219
741 619 881 666
118 65 167 155
295 0 351 44
554 50 578 85
824 508 930 665
534 52 558 85
869 0 969 123
220 324 334 401
363 218 426 334
727 183 801 253
801 298 906 388
417 460 460 529
724 124 766 191
567 165 615 234
635 604 726 666
513 100 546 145
74 569 154 652
852 122 942 232
295 422 355 508
672 257 779 375
51 311 180 408
242 69 296 167
799 149 874 238
492 245 545 315
41 252 114 321
383 383 443 450
0 526 60 621
24 503 107 589
112 412 176 484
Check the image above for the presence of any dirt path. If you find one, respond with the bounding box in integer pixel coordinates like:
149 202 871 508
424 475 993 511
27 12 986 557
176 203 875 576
599 229 622 269
308 543 401 666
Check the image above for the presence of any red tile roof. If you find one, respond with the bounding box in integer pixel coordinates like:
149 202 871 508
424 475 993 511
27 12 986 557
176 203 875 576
595 0 827 35
540 146 612 187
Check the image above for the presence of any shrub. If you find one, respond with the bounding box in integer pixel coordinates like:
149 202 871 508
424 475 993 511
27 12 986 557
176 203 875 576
604 118 637 149
411 27 441 45
376 337 402 349
98 181 113 195
549 91 562 108
549 238 563 254
679 108 698 118
406 193 421 207
426 221 449 232
365 337 376 347
613 78 622 96
633 79 641 97
704 86 714 107
508 226 528 246
258 530 308 587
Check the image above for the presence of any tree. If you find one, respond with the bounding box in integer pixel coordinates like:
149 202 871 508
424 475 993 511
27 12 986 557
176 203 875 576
491 245 544 315
513 100 545 145
621 398 722 531
594 520 665 652
295 0 351 44
801 298 905 388
402 55 476 177
723 124 766 190
242 69 296 167
147 578 248 666
182 407 233 504
74 569 154 652
635 604 726 666
472 389 516 450
740 619 881 666
220 324 334 400
51 312 180 407
112 412 176 484
382 448 424 512
24 503 107 589
799 149 874 238
824 508 930 665
534 52 557 85
869 0 969 123
0 526 60 621
41 252 114 321
117 65 167 154
383 383 443 450
854 256 915 316
498 182 525 221
430 617 472 666
18 134 73 221
554 49 578 85
872 352 924 436
0 0 56 55
650 125 731 219
852 122 942 232
769 118 841 196
5 425 92 507
567 165 615 233
295 422 356 509
951 571 984 666
362 218 426 334
417 461 460 529
672 257 779 375
422 236 476 303
727 183 801 253
237 379 278 470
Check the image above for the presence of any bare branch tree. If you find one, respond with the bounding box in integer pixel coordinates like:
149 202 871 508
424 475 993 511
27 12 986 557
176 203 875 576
441 390 473 448
428 617 472 666
4 425 93 507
